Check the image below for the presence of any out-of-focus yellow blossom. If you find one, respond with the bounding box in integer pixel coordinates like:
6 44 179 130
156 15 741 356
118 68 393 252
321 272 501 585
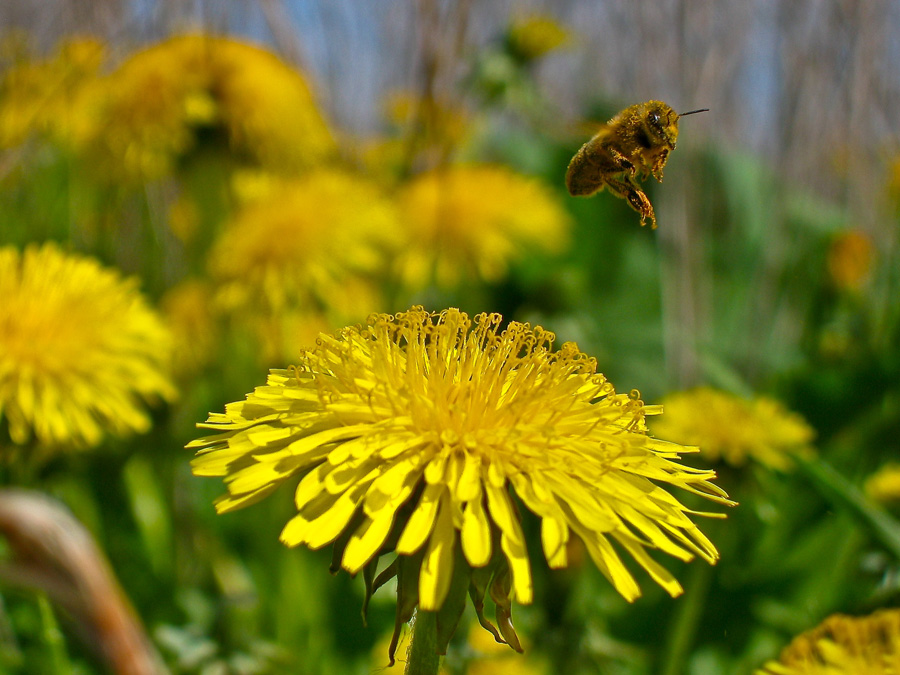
386 91 472 152
865 464 900 506
888 157 900 205
827 230 873 292
229 168 286 205
160 279 219 377
238 308 339 366
208 168 399 326
0 243 176 451
0 36 104 148
371 625 452 673
396 165 570 288
506 14 571 63
190 307 731 661
359 92 475 179
757 608 900 674
652 387 815 471
466 622 544 675
371 619 542 674
166 194 202 244
82 34 335 180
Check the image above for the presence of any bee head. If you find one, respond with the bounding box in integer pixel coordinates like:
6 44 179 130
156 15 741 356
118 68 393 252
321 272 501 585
643 102 680 150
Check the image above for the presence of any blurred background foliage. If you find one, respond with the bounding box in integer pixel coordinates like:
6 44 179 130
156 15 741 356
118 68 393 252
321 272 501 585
0 0 899 673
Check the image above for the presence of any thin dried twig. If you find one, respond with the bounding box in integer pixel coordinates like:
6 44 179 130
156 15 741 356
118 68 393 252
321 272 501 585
0 490 166 675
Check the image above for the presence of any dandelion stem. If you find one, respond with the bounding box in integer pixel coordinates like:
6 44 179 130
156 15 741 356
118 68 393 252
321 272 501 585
406 609 441 675
659 557 714 675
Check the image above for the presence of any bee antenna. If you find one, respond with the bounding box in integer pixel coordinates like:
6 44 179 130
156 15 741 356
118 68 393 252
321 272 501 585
679 108 709 117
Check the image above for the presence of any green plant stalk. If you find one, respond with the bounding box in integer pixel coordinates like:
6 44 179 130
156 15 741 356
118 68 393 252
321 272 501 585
797 454 900 560
406 609 441 675
37 594 70 674
660 557 715 675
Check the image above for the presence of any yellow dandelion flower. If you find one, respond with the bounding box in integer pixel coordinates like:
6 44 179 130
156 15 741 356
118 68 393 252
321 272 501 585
166 195 202 244
0 243 176 450
371 626 452 673
506 14 571 63
209 168 399 321
0 36 105 148
466 621 545 675
189 307 730 660
865 464 900 506
236 308 338 367
83 34 335 180
229 167 286 205
888 158 900 205
651 387 815 471
396 165 570 288
371 619 543 674
362 90 475 172
159 279 219 377
827 230 874 292
757 608 900 674
383 91 471 147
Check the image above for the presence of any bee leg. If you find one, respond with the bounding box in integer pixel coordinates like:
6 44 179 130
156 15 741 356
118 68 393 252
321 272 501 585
651 148 669 182
605 175 657 229
609 148 636 175
627 189 656 229
566 141 636 196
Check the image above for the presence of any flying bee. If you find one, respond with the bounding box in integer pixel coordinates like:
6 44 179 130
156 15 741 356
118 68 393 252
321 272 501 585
565 101 708 229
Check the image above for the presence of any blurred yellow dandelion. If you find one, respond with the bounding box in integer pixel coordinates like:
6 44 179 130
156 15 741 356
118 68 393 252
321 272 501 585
827 230 874 292
0 243 176 450
209 168 399 321
465 620 544 675
371 618 540 674
84 34 335 180
371 626 451 673
362 90 475 172
189 307 730 660
888 157 900 205
160 279 219 377
0 36 105 148
757 608 900 674
652 387 815 471
396 165 570 288
236 307 338 367
506 14 571 63
865 464 900 506
383 90 471 147
166 195 202 244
